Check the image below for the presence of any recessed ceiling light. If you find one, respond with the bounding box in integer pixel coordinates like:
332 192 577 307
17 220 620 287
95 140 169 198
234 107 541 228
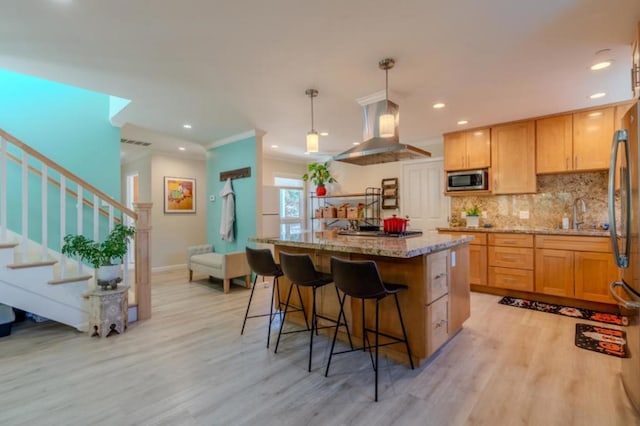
320 132 329 136
590 61 612 71
178 147 186 151
457 120 468 125
271 145 279 149
588 111 603 117
353 142 360 145
589 92 606 99
433 102 446 109
183 124 192 129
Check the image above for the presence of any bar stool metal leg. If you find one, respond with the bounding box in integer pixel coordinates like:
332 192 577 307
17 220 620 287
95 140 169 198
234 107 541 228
241 273 259 335
394 293 414 369
375 298 380 402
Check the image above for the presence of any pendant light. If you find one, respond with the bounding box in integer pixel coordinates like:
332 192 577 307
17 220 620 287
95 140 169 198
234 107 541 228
306 89 319 153
379 58 396 138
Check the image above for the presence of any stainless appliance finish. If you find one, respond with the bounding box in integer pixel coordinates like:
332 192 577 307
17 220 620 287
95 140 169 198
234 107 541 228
608 102 640 412
332 99 431 166
446 169 489 191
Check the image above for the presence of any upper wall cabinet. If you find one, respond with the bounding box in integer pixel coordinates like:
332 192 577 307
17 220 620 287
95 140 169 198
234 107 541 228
491 121 536 194
536 107 614 174
572 107 614 171
536 114 573 174
443 128 490 171
632 21 640 100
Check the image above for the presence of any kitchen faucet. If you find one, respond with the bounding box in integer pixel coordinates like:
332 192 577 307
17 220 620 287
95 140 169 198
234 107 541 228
572 197 587 230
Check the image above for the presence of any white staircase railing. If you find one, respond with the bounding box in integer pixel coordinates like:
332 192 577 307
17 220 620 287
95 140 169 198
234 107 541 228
0 129 152 320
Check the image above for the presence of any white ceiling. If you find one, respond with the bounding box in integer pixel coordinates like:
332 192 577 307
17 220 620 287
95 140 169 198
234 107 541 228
2 0 640 162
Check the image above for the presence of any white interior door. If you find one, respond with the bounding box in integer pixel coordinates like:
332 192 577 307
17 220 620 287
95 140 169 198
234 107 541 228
402 158 450 231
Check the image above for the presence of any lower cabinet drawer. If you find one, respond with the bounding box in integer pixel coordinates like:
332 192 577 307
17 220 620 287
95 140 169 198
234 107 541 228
426 250 449 304
488 246 534 269
426 296 449 357
489 267 534 291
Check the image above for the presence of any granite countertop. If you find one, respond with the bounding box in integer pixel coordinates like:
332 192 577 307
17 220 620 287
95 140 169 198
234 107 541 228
250 230 473 258
437 226 610 237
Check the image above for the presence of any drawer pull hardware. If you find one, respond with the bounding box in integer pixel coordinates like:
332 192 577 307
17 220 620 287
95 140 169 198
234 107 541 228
434 319 447 328
433 273 446 280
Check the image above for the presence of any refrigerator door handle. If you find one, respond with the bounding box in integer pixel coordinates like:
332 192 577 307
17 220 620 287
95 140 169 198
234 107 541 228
610 281 640 310
608 130 631 268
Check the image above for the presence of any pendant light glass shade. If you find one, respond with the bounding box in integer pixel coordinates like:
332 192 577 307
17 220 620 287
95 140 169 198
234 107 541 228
379 58 396 138
306 131 319 153
379 113 395 138
305 88 319 153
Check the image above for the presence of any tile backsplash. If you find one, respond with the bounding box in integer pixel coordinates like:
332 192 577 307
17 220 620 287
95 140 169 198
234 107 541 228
449 171 609 229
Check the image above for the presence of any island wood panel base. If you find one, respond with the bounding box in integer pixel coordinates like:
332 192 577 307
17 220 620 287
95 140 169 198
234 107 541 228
273 244 470 367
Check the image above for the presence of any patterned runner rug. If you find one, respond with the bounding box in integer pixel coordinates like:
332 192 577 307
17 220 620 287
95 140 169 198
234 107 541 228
575 323 628 358
498 296 625 326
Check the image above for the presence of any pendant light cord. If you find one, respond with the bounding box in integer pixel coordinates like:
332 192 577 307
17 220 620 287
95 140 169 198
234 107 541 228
310 93 315 132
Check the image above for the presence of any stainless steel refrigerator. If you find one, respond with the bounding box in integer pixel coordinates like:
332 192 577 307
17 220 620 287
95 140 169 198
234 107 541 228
609 101 640 411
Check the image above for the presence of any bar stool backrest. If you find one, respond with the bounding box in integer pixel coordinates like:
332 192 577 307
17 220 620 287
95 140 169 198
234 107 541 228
279 252 320 285
330 257 387 299
246 247 281 277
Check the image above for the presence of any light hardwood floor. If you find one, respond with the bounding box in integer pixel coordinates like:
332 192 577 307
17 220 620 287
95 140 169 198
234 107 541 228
1 270 639 426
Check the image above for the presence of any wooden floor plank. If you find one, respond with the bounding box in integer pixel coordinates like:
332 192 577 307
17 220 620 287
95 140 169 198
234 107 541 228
0 269 637 425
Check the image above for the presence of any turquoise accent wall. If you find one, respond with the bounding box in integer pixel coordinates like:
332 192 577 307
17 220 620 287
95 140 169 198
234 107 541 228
0 69 121 249
0 69 121 197
207 136 257 253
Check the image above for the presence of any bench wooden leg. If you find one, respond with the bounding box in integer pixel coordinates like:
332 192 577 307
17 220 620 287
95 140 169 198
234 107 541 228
245 275 252 288
189 270 193 281
223 279 230 294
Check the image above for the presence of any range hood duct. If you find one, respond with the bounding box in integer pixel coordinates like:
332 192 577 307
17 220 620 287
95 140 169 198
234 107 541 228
333 99 431 166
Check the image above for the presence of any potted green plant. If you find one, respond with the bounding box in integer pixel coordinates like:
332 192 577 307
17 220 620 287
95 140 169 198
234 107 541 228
61 223 136 290
465 205 481 228
302 161 337 196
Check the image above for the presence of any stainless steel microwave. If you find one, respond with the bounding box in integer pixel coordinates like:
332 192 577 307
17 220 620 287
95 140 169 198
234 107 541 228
447 169 488 191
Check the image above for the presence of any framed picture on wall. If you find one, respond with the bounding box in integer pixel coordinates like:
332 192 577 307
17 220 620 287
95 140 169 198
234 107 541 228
164 176 196 214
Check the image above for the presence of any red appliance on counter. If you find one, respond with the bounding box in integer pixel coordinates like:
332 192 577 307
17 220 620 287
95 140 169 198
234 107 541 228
383 215 409 233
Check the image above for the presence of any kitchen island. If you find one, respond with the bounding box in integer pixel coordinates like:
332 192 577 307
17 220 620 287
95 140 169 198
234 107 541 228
250 231 473 366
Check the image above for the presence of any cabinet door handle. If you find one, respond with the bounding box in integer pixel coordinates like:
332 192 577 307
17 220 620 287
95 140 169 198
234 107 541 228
435 319 447 328
434 273 447 280
632 65 640 90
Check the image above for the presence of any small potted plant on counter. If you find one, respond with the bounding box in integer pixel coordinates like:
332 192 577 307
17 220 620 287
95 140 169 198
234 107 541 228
302 161 337 196
61 223 136 290
465 205 481 228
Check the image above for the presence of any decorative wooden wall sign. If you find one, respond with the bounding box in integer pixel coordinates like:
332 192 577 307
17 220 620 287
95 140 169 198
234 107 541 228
220 167 251 181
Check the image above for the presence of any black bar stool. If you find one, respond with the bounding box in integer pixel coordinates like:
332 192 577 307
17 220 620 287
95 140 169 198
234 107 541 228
275 251 353 372
242 247 306 348
326 256 414 401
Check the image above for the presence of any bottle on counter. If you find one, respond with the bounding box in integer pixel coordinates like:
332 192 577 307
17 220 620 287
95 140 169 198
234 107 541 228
562 213 570 230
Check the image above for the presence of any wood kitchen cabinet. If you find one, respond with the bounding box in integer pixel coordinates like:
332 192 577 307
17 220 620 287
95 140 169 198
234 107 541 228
438 231 487 287
443 128 491 171
490 121 536 194
632 21 640 100
572 107 614 171
536 114 573 174
488 233 534 292
535 235 617 304
536 108 614 174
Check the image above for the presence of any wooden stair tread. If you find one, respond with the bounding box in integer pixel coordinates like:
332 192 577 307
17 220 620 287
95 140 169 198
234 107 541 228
48 275 93 285
6 260 57 269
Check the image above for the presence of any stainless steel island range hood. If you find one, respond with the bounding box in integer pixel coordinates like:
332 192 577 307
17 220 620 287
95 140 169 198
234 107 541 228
333 99 431 166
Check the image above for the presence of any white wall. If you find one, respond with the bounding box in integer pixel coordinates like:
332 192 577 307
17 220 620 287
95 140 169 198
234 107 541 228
122 152 207 270
262 156 307 184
